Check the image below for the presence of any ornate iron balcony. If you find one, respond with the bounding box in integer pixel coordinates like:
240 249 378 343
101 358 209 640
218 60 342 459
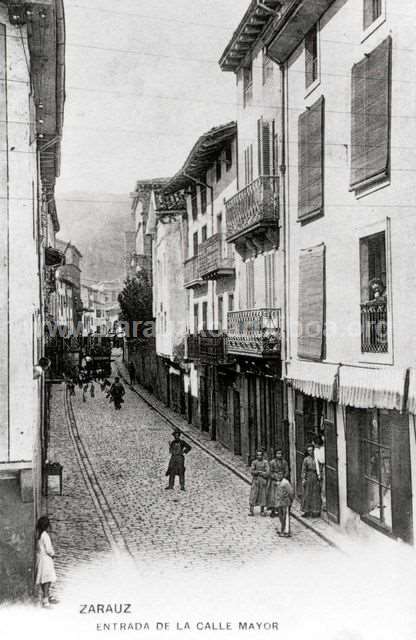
199 233 234 280
199 332 226 363
225 176 279 249
184 255 202 289
360 301 388 353
227 308 281 358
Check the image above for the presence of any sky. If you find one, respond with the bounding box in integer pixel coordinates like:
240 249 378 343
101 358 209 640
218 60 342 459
56 0 248 196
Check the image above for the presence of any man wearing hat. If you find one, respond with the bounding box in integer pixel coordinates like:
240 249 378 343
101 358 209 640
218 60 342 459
165 428 192 490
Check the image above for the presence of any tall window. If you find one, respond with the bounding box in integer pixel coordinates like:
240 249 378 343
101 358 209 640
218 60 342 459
225 141 232 171
200 181 207 214
191 183 198 220
298 96 324 221
362 410 392 528
218 296 223 333
202 301 208 331
246 260 255 308
228 293 234 313
264 253 276 308
201 225 207 243
360 231 387 353
193 303 199 334
193 231 199 257
364 0 383 30
305 23 318 89
217 213 222 234
216 157 222 183
243 62 253 107
244 144 254 186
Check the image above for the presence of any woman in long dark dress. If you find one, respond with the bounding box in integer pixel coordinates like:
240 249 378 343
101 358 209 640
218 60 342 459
301 444 321 518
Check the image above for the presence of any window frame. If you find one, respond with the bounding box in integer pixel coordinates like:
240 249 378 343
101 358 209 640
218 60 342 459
362 0 386 42
243 62 253 108
200 182 207 214
262 50 274 85
215 157 222 183
304 22 320 97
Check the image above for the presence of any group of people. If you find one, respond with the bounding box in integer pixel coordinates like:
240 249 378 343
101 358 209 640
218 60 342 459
65 373 126 410
249 449 294 537
249 442 324 537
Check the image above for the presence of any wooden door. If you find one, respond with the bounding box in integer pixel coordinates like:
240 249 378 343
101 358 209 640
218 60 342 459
248 375 258 463
200 371 209 432
324 403 340 523
233 390 242 455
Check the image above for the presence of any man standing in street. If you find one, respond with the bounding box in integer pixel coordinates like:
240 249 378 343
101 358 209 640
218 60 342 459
165 428 191 491
109 376 125 410
248 450 270 516
128 361 136 386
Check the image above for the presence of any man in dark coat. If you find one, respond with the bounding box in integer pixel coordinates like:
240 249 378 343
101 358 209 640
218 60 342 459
109 377 125 410
165 428 191 490
128 361 136 386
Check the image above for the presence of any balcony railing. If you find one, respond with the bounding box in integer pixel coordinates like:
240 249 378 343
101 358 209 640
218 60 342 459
186 334 200 360
199 332 226 363
360 301 388 353
225 176 279 243
227 308 281 357
186 332 226 364
184 255 202 288
199 233 234 280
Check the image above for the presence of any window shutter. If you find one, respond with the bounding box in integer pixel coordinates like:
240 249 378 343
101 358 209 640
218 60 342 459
297 243 325 360
345 408 363 514
350 37 391 190
388 412 413 544
257 118 263 176
262 120 272 175
298 96 324 221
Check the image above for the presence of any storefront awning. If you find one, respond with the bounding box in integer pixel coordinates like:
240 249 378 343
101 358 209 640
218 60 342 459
338 366 407 412
406 368 416 415
285 360 338 401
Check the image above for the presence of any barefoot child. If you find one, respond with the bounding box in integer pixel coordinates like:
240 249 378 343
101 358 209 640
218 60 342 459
275 471 295 537
35 516 57 607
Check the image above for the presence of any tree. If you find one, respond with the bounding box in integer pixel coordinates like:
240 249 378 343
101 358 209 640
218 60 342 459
118 273 153 329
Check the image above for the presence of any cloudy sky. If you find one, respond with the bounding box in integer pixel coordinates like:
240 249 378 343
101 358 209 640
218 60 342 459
56 0 248 196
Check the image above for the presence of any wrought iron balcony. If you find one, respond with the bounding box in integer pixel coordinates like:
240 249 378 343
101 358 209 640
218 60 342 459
360 301 388 353
186 333 200 360
226 308 281 358
199 233 234 280
199 332 226 364
184 255 202 289
225 176 279 254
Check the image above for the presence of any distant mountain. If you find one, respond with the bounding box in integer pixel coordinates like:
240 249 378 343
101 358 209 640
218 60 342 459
56 191 132 284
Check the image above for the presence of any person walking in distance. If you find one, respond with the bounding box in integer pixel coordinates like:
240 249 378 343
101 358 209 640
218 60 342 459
128 361 136 386
248 450 270 516
165 428 191 490
109 376 125 410
267 448 290 518
35 516 58 608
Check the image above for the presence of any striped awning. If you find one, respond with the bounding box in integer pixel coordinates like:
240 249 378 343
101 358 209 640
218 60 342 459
338 366 407 411
285 360 338 401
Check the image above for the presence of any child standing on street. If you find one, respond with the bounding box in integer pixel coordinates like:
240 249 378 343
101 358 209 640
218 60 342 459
35 516 58 608
275 471 295 538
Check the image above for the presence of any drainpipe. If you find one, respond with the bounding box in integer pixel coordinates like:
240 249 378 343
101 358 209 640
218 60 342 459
279 62 289 422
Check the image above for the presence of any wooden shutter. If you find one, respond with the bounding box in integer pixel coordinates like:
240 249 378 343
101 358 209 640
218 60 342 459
298 96 324 221
345 408 363 514
297 243 325 360
350 37 391 190
258 119 273 176
387 412 413 544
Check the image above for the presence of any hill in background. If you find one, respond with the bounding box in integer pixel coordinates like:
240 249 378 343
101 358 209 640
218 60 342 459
56 191 132 284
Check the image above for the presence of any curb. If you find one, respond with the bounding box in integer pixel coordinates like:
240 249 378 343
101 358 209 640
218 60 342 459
117 365 341 551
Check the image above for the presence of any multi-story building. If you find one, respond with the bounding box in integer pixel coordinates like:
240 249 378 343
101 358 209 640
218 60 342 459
0 0 65 600
81 283 107 335
163 122 237 443
219 2 284 463
258 0 416 545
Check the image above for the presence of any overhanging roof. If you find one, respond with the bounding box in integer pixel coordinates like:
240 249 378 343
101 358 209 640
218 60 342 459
219 0 282 72
164 121 237 194
265 0 336 64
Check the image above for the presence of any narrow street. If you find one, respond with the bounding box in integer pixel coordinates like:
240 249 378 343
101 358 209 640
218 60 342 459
48 364 331 586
